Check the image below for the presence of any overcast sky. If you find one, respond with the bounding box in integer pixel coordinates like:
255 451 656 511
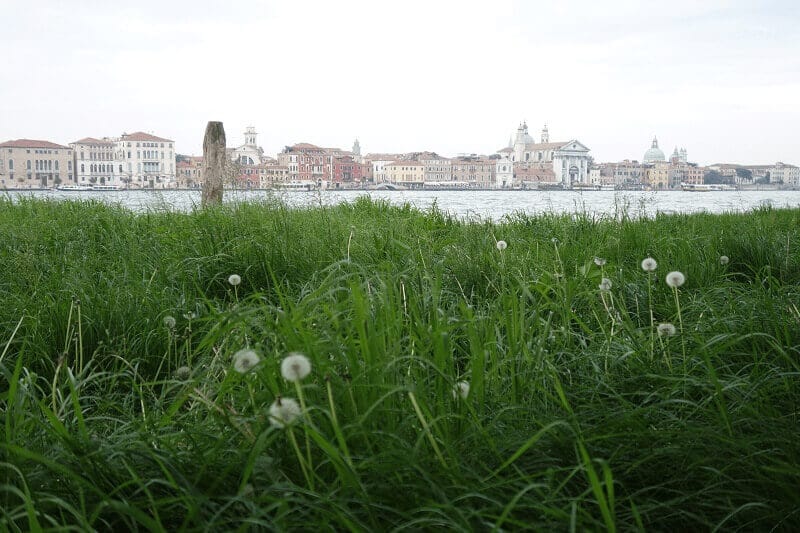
1 0 798 165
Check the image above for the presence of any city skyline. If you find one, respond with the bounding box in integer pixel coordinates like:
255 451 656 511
1 0 798 166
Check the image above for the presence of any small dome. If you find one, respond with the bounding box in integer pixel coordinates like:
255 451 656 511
643 137 665 162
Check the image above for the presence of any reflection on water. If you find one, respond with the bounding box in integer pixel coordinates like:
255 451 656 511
8 189 800 221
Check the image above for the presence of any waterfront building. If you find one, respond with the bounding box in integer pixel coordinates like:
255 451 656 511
363 153 406 183
514 162 557 187
278 143 328 184
450 155 495 187
502 122 591 187
769 162 800 186
176 156 204 188
231 127 265 166
416 152 452 183
70 137 121 187
644 161 670 189
385 160 424 187
115 132 176 188
331 154 367 186
495 154 513 188
0 139 74 189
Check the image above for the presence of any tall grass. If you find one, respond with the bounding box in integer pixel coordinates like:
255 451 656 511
1 196 799 530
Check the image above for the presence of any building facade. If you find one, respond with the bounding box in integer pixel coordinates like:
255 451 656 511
115 132 176 188
0 139 74 189
70 137 120 186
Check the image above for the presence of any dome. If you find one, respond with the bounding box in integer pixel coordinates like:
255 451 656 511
643 137 665 163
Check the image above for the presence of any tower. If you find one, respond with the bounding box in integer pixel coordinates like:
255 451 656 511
244 127 257 147
352 138 361 156
541 124 549 143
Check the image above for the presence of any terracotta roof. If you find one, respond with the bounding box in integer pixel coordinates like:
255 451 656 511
120 131 174 142
71 137 115 145
497 147 514 153
386 160 423 167
0 139 70 149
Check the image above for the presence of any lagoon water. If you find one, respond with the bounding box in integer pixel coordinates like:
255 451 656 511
8 188 800 221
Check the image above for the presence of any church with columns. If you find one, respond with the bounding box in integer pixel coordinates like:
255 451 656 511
497 122 592 187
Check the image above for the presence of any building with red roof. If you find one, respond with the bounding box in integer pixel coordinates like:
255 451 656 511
0 139 74 189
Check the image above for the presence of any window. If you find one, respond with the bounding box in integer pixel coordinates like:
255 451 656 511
27 160 31 170
9 160 13 170
55 161 59 171
81 164 85 172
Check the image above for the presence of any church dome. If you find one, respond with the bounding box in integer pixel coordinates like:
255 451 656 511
643 137 665 163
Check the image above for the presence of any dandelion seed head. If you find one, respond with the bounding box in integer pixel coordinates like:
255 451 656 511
719 255 729 265
598 278 612 292
594 257 607 267
657 323 677 336
175 366 191 380
453 381 470 400
496 240 507 251
641 257 658 272
233 349 260 374
269 397 302 428
163 315 176 329
228 274 241 286
281 352 312 382
665 271 686 288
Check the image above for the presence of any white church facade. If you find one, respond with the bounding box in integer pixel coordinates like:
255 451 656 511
499 122 592 187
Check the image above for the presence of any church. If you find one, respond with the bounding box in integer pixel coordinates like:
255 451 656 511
497 122 592 187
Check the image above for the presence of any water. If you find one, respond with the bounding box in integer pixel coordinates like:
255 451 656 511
7 189 800 221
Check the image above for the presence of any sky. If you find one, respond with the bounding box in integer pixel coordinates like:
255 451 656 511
1 0 798 165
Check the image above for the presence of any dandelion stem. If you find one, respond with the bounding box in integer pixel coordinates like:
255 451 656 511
287 427 314 490
294 379 314 480
408 391 448 470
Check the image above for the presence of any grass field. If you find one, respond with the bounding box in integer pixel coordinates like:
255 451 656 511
1 196 799 531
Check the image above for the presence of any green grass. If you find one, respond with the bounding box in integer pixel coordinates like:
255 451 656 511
1 196 799 531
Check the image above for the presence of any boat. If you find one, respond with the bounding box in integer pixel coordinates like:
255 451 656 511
91 184 122 191
681 183 737 192
56 184 94 191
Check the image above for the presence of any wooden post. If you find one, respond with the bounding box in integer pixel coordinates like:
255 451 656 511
201 121 226 206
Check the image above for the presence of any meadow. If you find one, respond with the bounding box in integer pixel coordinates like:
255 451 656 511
1 196 799 531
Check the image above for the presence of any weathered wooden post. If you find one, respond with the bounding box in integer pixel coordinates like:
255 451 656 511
201 121 226 206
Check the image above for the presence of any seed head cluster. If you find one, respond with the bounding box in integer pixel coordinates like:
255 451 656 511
598 278 612 292
641 257 658 272
657 323 677 336
496 240 508 251
228 274 242 286
665 271 686 288
453 381 470 400
233 349 260 374
594 257 607 267
269 397 302 428
281 352 312 382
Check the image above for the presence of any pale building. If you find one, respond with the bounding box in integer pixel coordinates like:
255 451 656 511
385 160 424 187
115 132 176 188
0 139 74 189
451 155 495 187
70 137 121 186
495 155 513 188
769 162 800 186
417 152 452 182
231 127 265 166
644 161 670 189
503 122 591 187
